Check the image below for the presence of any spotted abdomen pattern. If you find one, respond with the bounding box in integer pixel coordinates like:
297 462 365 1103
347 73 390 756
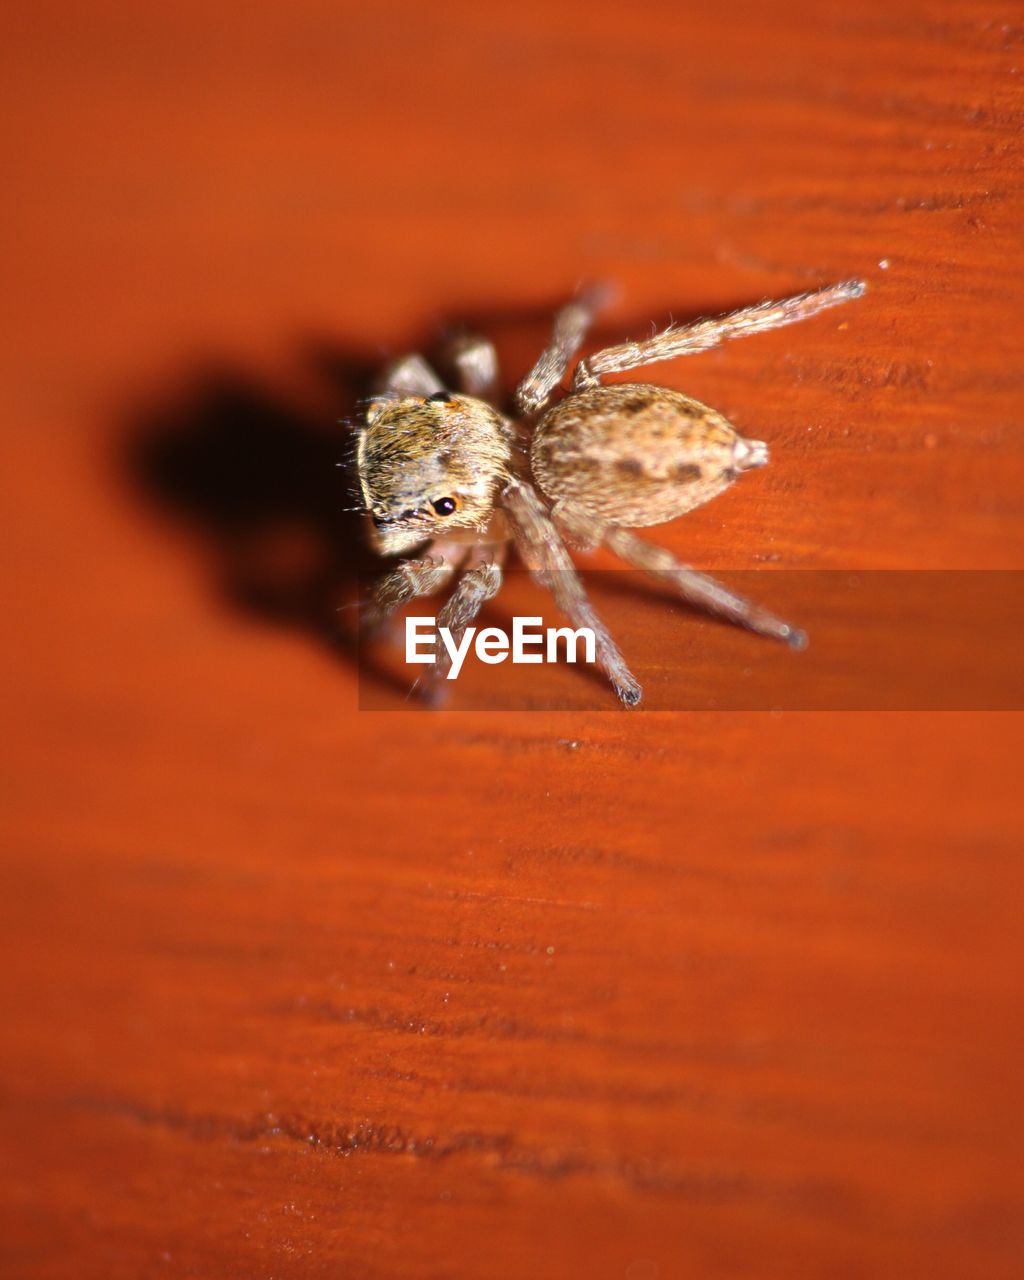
529 383 768 529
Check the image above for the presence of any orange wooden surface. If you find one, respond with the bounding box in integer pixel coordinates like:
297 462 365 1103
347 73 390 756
2 2 1023 1276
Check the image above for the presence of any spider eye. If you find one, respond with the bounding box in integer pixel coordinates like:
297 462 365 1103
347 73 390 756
431 496 458 516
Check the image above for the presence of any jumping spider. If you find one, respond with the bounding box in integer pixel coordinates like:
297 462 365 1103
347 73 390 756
357 279 865 706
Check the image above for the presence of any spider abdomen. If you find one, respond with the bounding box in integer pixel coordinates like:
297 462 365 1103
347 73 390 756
529 382 766 529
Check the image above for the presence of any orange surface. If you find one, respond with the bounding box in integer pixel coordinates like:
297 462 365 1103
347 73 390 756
2 2 1023 1277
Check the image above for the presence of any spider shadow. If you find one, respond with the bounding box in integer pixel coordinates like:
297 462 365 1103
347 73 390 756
121 346 411 690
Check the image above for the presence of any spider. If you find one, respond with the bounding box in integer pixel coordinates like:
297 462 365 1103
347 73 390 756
356 278 865 706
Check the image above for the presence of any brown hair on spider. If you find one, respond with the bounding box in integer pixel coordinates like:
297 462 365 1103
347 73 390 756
355 279 865 706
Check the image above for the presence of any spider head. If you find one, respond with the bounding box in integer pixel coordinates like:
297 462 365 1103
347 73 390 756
356 392 514 555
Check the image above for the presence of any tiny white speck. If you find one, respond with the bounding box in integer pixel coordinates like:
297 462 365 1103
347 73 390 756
546 945 555 955
879 259 890 269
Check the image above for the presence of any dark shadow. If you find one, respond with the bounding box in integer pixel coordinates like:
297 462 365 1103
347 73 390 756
123 355 378 663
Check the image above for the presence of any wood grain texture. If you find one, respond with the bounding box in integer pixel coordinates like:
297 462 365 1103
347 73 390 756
1 1 1022 1276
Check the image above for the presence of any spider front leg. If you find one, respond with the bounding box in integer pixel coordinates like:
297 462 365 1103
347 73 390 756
368 353 446 420
442 333 500 400
364 541 468 634
424 545 507 696
604 526 806 649
573 279 865 388
502 480 642 707
515 284 611 418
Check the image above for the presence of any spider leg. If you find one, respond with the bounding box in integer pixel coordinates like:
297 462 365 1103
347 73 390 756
425 543 507 692
365 353 448 425
365 540 469 633
502 480 642 707
604 527 807 649
515 284 611 417
442 333 500 399
573 279 865 389
550 502 606 552
378 352 446 399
